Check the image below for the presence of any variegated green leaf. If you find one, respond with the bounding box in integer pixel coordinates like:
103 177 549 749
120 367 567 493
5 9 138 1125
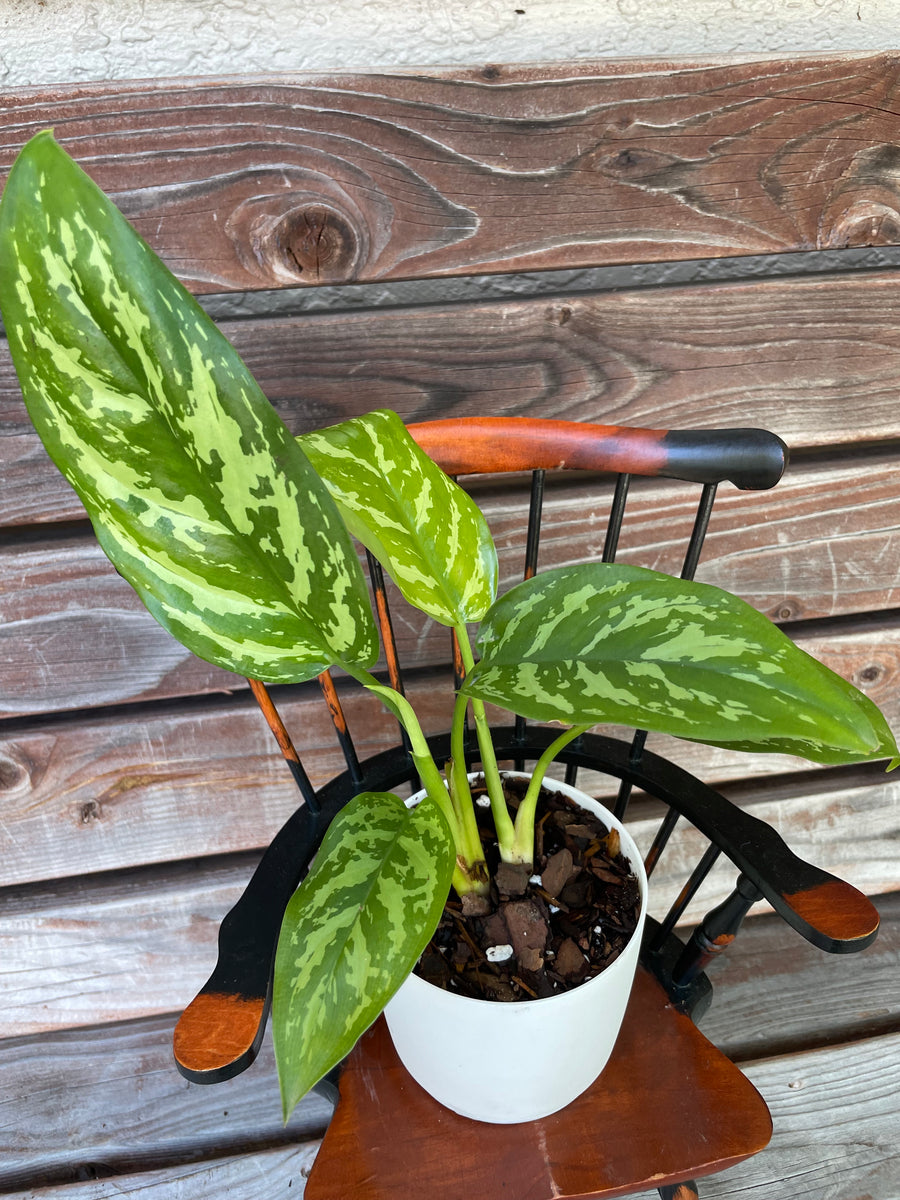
464 563 899 767
0 132 377 682
299 409 498 625
273 790 454 1118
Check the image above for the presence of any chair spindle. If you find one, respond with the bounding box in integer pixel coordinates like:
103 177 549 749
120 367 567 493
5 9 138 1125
643 805 681 879
366 550 406 699
616 482 717 822
318 669 364 788
516 469 547 767
563 733 585 786
605 474 643 817
681 482 717 582
650 842 722 951
523 468 545 581
671 875 764 989
247 678 320 814
366 551 417 774
602 473 630 563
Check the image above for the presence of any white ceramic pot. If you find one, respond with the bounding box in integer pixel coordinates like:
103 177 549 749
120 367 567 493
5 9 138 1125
383 771 647 1124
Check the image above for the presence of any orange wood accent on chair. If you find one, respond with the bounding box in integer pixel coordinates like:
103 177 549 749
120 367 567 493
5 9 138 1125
785 879 881 951
305 968 773 1200
409 418 668 477
173 992 266 1077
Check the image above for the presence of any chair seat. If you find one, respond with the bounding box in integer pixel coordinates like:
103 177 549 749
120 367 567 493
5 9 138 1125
305 967 773 1200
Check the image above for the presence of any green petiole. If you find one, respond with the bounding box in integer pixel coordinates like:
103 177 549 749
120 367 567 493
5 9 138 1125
510 723 594 864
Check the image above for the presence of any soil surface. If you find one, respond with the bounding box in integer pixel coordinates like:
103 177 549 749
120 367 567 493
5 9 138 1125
416 775 641 1001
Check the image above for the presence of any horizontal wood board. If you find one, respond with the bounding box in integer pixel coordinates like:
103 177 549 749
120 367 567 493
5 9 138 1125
3 453 898 719
7 1033 900 1198
0 1011 327 1191
12 1144 321 1200
0 637 897 889
5 269 900 528
2 55 900 293
0 894 896 1195
631 1034 900 1200
700 891 900 1063
0 768 896 1037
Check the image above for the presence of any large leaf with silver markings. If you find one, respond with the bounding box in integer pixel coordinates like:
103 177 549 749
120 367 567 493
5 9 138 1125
300 409 498 624
272 789 454 1119
0 131 377 682
464 563 898 766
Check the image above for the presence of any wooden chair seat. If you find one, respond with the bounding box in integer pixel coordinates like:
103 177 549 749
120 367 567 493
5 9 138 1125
306 966 772 1200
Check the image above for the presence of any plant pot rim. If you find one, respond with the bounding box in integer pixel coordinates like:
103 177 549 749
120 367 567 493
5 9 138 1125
403 768 648 1011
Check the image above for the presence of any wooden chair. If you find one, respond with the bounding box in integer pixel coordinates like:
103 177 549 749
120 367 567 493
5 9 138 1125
172 416 880 1200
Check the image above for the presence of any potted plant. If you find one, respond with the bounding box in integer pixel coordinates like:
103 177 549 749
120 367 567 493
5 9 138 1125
1 132 896 1124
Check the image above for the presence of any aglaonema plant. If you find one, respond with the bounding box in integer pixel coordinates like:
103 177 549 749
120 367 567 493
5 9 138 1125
2 133 897 1120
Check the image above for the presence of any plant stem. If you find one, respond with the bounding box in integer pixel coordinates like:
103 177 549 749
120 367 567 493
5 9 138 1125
453 624 517 859
449 689 491 883
510 723 594 865
340 660 488 897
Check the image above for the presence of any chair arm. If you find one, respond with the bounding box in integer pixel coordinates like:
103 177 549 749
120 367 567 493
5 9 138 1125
409 419 788 491
552 730 880 954
173 800 320 1084
173 740 425 1083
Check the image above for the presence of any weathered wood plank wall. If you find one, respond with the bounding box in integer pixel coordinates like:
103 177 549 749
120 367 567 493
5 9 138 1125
0 54 898 1197
3 471 898 713
5 275 900 527
2 56 899 289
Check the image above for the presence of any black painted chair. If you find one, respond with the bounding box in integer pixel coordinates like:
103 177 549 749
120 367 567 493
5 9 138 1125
173 418 880 1200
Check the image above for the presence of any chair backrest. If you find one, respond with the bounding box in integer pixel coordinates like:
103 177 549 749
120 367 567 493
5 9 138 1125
173 414 878 1085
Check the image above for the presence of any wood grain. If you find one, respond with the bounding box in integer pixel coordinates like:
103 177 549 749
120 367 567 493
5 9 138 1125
628 1036 900 1200
1 768 896 1038
0 902 895 1196
3 451 899 718
0 856 257 1036
664 1033 900 1200
6 269 900 528
2 53 899 1200
700 891 900 1062
0 638 897 888
0 1013 328 1192
306 975 771 1200
11 1034 900 1200
2 56 900 294
0 681 438 886
7 1143 321 1199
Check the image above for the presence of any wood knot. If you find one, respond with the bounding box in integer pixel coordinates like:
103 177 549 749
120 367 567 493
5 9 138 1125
226 187 368 285
277 205 359 282
0 754 28 792
820 144 900 247
592 145 690 187
79 800 102 824
858 664 883 686
615 148 639 169
822 199 900 248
